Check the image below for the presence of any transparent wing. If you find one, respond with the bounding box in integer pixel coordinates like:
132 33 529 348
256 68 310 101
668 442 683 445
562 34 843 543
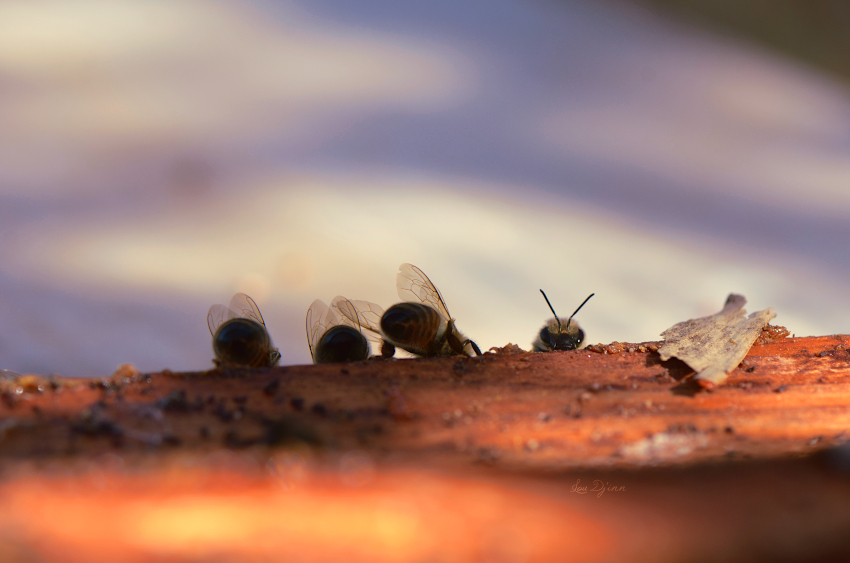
229 293 266 326
331 296 385 335
306 299 339 361
207 304 236 336
396 263 451 320
0 369 22 380
331 296 386 353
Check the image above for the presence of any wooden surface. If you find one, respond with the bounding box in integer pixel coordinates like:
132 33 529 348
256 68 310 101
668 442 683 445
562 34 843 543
1 334 850 562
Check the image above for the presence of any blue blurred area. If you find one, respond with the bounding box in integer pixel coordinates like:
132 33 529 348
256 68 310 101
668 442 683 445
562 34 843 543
0 0 848 376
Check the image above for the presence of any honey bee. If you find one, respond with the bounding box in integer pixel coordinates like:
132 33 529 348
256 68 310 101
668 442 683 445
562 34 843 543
380 263 481 357
208 293 280 367
307 297 385 363
533 290 594 352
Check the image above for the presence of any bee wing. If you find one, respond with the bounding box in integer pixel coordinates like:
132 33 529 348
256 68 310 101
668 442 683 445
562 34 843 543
0 369 22 380
207 303 236 336
229 293 266 326
396 263 451 321
306 299 339 362
331 296 385 334
331 296 386 352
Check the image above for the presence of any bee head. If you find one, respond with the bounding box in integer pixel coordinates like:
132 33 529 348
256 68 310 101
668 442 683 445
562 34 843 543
536 290 594 352
539 320 585 350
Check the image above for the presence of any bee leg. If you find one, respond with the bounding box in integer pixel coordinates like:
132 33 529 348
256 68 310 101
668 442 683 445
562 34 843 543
381 340 396 358
463 339 482 356
446 322 480 356
446 321 466 356
269 350 282 366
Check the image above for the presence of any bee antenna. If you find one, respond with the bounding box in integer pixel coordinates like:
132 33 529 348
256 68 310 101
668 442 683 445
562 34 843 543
539 289 561 333
566 293 595 332
305 312 314 359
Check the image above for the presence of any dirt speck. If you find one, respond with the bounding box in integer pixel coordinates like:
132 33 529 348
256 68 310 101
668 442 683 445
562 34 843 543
754 325 791 346
488 344 526 355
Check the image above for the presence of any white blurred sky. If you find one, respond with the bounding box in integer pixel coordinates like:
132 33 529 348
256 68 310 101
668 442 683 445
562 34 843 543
1 0 849 376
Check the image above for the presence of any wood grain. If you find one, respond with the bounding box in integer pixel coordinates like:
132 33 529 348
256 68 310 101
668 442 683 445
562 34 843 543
1 334 849 562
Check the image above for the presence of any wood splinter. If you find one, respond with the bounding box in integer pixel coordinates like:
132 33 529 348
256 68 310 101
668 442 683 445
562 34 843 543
658 294 776 388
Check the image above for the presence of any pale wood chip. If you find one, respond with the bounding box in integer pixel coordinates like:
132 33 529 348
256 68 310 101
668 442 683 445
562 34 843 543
659 294 776 388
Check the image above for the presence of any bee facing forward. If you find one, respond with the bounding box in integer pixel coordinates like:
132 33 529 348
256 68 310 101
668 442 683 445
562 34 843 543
208 293 281 368
380 263 481 357
533 290 594 352
306 297 386 363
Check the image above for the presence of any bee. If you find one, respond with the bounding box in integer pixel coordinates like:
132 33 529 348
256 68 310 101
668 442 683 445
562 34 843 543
533 290 594 352
306 297 386 363
208 293 281 367
380 263 481 357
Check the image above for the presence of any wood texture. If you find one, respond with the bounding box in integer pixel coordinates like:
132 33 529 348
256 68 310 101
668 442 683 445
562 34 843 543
1 334 849 562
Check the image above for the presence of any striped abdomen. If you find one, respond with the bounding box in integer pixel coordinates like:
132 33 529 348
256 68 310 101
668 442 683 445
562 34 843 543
213 318 276 367
314 325 369 364
381 302 447 356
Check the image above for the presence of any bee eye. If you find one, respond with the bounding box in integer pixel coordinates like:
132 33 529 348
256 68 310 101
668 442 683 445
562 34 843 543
539 327 554 348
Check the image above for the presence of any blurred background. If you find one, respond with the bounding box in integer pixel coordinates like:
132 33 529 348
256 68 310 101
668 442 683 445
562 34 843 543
1 0 849 377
